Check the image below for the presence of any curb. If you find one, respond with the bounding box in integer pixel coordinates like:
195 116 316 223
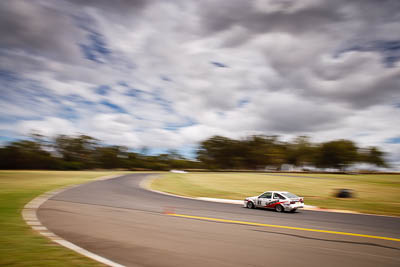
22 174 126 267
142 176 399 217
141 176 316 209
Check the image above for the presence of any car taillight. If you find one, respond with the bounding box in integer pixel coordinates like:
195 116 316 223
290 201 295 204
300 198 304 203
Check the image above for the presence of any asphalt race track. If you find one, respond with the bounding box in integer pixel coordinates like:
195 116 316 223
38 173 400 267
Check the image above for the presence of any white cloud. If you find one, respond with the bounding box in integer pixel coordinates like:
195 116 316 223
0 0 399 164
16 117 77 136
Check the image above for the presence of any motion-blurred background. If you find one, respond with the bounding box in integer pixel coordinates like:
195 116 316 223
0 0 400 171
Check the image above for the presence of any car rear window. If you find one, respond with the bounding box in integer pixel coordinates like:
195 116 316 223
282 192 299 198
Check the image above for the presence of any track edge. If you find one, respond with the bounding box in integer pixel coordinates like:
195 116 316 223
22 174 126 267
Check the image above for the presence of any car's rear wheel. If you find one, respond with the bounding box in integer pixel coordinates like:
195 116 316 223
247 201 255 209
275 204 284 212
290 208 297 213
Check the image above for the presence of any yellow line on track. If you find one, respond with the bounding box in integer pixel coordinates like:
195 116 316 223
168 213 400 242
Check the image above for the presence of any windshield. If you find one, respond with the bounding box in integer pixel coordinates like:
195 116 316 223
281 192 299 199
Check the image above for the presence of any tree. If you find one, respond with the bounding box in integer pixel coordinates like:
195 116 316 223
242 135 285 169
197 136 244 169
0 140 56 169
360 146 387 167
95 146 128 169
197 135 286 169
54 135 98 168
315 140 358 170
286 136 316 167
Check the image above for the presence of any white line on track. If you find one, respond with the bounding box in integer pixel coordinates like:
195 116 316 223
22 174 126 267
141 175 400 217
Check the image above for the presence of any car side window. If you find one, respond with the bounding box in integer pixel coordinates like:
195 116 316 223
274 193 285 199
260 192 272 198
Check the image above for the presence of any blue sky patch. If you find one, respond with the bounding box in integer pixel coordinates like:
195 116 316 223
0 135 17 145
340 40 400 67
217 111 225 117
65 94 95 105
211 61 228 68
0 69 19 83
140 145 197 159
58 106 78 120
0 71 64 117
153 94 174 113
161 75 172 82
118 81 129 87
238 99 249 107
88 32 111 55
96 85 110 95
125 88 145 98
0 135 15 142
80 31 111 63
100 100 126 113
163 120 196 131
386 137 400 144
80 44 95 62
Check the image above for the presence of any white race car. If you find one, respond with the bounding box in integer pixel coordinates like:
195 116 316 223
244 191 304 212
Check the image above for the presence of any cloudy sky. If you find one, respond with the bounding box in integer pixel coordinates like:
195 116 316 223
0 0 399 164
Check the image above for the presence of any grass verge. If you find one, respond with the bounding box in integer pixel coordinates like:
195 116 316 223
151 172 400 216
0 170 128 267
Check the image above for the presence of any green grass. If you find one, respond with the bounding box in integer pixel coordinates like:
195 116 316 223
151 172 400 216
2 171 398 266
0 170 128 267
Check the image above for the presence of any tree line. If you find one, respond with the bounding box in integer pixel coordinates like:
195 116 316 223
0 134 387 171
197 135 387 170
0 134 199 170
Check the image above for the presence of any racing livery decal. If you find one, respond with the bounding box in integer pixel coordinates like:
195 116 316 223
265 200 282 208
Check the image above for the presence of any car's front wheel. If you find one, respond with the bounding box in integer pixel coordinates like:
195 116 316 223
275 204 284 212
246 201 255 209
